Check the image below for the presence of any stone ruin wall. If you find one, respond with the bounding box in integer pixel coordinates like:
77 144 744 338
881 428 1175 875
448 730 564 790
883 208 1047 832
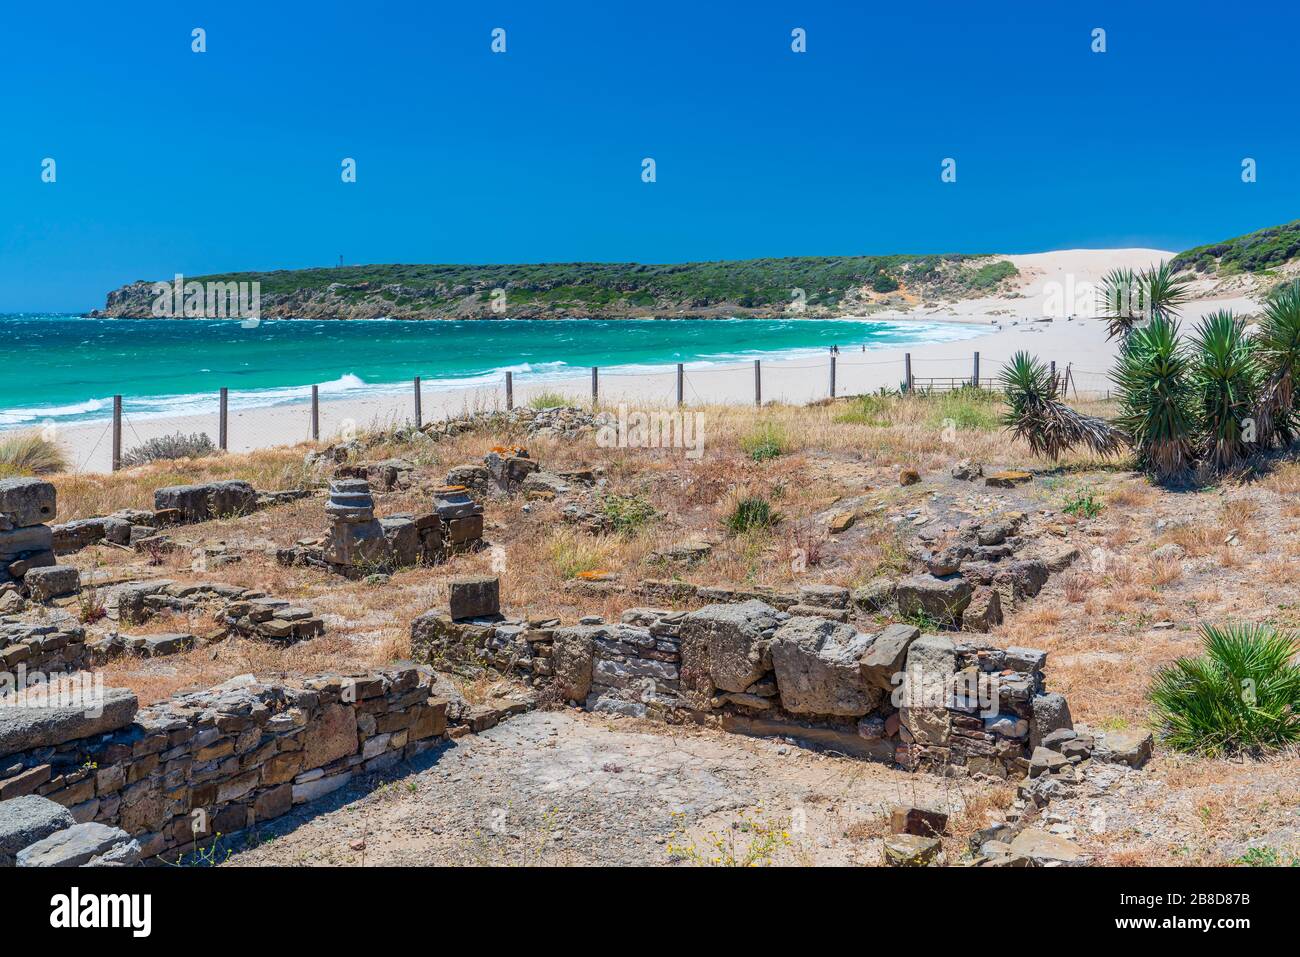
0 665 449 864
411 582 1074 781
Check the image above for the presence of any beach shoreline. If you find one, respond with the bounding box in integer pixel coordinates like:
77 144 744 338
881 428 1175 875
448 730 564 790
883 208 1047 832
13 247 1263 473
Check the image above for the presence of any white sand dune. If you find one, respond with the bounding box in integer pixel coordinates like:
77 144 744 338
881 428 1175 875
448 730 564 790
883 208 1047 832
48 248 1266 473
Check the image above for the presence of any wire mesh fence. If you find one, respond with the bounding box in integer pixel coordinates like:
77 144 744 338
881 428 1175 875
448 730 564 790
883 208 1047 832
18 350 1113 474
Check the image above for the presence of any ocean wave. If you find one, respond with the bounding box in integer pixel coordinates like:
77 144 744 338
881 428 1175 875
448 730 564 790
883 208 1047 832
0 398 107 426
0 317 990 429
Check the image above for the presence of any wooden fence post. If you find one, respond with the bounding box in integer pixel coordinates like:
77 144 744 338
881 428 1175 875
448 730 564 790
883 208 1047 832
591 366 598 405
505 371 514 410
219 388 228 451
311 385 320 441
676 363 684 407
413 376 422 428
973 351 980 388
904 353 913 393
829 355 837 398
754 360 761 407
111 395 122 472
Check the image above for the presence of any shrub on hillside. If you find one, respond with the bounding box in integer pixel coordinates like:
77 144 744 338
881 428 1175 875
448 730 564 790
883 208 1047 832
740 422 787 461
724 495 779 534
121 432 219 467
1149 622 1300 757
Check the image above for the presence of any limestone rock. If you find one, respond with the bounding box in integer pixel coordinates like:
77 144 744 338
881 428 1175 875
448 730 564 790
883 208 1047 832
0 686 138 760
0 478 56 527
985 470 1032 488
449 576 500 621
1094 728 1153 768
681 600 784 694
16 822 138 868
883 833 941 866
895 574 972 624
1007 827 1088 866
1150 543 1186 563
23 564 80 602
0 795 75 867
769 617 881 716
859 623 919 690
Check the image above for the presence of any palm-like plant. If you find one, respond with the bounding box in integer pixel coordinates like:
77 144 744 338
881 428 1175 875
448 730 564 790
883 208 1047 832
1253 280 1300 447
998 351 1125 460
1111 315 1196 480
1149 622 1300 757
1097 261 1193 341
1191 310 1259 471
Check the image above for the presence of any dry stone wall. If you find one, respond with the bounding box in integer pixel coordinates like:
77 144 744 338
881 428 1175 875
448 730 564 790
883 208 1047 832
412 580 1073 780
0 478 80 605
0 665 449 864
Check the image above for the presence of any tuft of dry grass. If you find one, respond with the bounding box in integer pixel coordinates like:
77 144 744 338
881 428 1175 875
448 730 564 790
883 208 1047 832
0 432 68 477
1147 554 1184 587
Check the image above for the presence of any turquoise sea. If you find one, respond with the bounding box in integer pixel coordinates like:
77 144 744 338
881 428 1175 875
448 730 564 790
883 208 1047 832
0 314 985 428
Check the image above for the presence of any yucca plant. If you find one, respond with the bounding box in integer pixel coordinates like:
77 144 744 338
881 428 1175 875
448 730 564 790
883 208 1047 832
1112 316 1196 480
1097 261 1193 341
1253 280 1300 447
998 352 1125 460
1191 310 1259 471
1149 622 1300 757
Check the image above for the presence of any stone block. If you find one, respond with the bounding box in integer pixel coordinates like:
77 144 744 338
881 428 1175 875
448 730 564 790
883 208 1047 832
0 524 54 563
0 478 56 528
0 795 75 866
0 686 138 760
769 617 880 716
23 564 80 601
301 704 358 771
15 821 137 868
449 576 499 620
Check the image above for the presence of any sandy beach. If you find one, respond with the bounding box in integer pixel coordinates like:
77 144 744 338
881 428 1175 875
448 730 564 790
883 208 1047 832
47 248 1260 473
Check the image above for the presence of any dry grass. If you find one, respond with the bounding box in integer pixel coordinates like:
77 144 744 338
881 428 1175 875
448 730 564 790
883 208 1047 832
51 447 318 521
0 432 68 477
31 389 1300 866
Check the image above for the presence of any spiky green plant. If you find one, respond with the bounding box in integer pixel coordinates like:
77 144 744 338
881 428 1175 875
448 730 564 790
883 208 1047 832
1149 622 1300 757
1190 310 1259 471
1253 279 1300 447
998 352 1125 461
1097 261 1193 341
1111 316 1196 480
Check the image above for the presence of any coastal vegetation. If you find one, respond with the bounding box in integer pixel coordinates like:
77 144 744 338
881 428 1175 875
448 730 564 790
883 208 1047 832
1002 276 1300 482
1149 623 1300 756
96 254 1020 321
1171 219 1300 276
121 431 220 467
0 432 67 477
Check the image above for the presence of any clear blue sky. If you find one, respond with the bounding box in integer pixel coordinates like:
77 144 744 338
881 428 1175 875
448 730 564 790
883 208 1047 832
1 1 1294 311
